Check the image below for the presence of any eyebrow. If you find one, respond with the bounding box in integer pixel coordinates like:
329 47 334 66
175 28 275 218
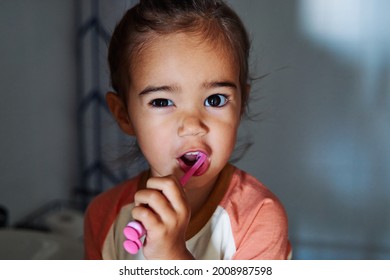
139 85 179 96
138 80 237 96
202 81 238 90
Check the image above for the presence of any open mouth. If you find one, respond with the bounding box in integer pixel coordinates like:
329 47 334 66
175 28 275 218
180 152 200 167
178 151 209 176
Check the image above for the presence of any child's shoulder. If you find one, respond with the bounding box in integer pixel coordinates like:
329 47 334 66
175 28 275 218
222 164 287 218
222 165 290 259
227 165 280 200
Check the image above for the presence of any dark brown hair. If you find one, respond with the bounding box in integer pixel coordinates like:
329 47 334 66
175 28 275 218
108 0 251 111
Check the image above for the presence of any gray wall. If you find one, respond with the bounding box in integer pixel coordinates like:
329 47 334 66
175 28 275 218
0 1 77 223
0 0 389 259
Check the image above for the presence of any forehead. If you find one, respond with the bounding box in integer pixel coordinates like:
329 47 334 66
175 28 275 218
129 32 239 86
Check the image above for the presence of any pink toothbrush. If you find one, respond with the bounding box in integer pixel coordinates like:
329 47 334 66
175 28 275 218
123 152 207 254
179 152 207 186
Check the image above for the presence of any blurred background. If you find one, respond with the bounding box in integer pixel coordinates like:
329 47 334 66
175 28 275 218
0 0 389 259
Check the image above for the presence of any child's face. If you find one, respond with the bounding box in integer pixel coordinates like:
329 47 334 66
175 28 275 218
126 33 242 186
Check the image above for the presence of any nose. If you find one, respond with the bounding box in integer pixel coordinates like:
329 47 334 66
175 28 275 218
178 113 208 137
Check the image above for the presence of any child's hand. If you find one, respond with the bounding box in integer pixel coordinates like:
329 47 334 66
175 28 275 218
132 175 194 259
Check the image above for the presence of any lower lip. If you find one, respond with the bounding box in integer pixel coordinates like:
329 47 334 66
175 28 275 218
178 157 210 176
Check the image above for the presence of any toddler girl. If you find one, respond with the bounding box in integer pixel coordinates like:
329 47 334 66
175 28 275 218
84 0 291 260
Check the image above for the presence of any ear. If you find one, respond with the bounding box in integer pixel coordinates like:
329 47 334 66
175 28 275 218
106 92 135 136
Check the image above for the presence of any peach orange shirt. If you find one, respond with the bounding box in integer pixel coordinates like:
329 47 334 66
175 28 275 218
84 164 291 259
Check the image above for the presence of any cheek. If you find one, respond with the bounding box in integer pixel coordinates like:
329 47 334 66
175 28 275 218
133 118 174 160
211 119 239 156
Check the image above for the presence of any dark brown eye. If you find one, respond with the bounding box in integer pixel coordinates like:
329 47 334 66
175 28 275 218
150 98 173 107
205 94 228 107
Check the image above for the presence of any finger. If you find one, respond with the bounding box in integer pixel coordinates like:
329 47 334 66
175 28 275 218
131 204 161 230
134 189 176 220
146 176 189 215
